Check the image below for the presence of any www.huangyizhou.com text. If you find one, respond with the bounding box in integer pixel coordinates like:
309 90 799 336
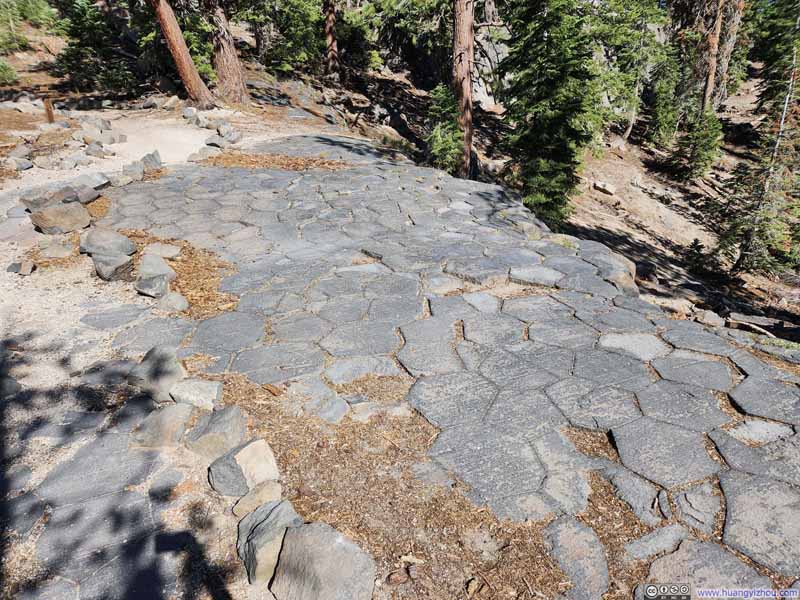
695 590 799 599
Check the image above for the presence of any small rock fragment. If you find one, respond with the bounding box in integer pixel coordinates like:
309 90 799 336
135 274 170 298
157 292 189 312
30 203 91 234
93 253 133 281
131 403 194 448
185 405 248 459
232 480 282 518
271 522 376 600
127 345 185 403
80 228 136 256
169 378 222 410
208 438 280 496
237 500 303 584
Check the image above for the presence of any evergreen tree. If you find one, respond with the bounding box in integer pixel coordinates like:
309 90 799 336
498 0 604 223
718 0 800 273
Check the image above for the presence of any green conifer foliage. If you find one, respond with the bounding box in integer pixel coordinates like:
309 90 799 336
717 0 800 273
498 0 604 224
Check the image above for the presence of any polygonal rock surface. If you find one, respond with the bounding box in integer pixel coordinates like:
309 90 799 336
573 350 653 391
726 418 794 445
636 381 730 433
644 541 771 591
730 377 800 425
462 314 525 346
624 524 687 562
271 522 376 600
547 378 641 430
185 406 248 459
674 481 720 536
543 517 609 600
406 372 497 428
233 343 326 384
510 265 564 287
237 500 303 584
652 353 736 391
603 464 663 527
484 388 567 441
720 470 800 576
323 356 401 385
709 430 800 487
599 333 671 362
660 324 734 357
429 424 546 507
127 345 185 403
612 417 721 488
192 312 265 353
527 319 598 350
209 438 280 496
320 320 399 357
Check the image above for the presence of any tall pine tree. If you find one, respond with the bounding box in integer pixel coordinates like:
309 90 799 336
498 0 603 223
718 0 800 273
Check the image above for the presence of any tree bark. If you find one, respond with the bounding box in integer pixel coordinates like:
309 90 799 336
323 0 339 74
209 1 249 104
148 0 214 108
702 0 726 111
714 0 746 107
453 0 475 178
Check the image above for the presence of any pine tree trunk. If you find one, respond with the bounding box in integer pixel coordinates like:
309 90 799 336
703 0 726 111
714 0 746 107
323 0 339 74
209 2 249 104
148 0 214 108
453 0 474 178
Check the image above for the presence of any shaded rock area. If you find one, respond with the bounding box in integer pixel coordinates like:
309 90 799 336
4 134 800 599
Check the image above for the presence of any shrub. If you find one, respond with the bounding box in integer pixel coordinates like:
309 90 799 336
425 84 463 174
671 109 723 179
0 57 18 84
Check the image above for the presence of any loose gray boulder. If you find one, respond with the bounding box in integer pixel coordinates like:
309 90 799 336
92 253 133 281
131 403 194 448
80 228 136 256
271 522 376 600
157 292 189 312
237 500 303 584
169 378 222 410
127 345 185 403
30 203 91 234
139 253 176 281
185 405 247 459
123 161 145 181
135 274 170 298
208 438 279 496
233 480 282 518
141 150 162 174
72 172 110 190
